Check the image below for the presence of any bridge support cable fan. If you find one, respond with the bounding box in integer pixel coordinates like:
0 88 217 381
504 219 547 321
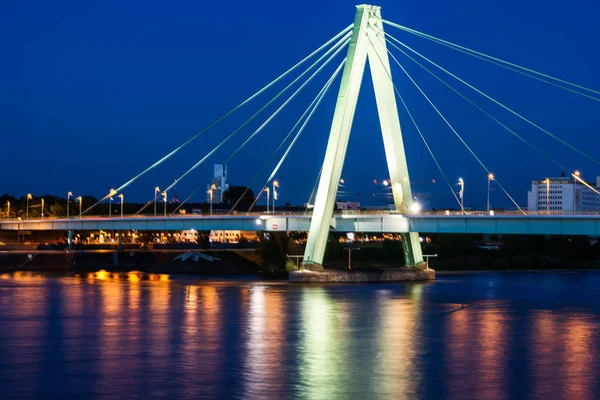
381 31 600 203
386 46 526 214
366 33 463 210
161 34 351 194
83 25 352 215
234 61 345 213
174 59 344 214
380 19 600 101
132 34 350 215
381 34 574 175
382 32 600 167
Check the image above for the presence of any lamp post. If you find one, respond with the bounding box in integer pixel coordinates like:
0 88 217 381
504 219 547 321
41 198 44 218
208 184 216 215
272 180 279 213
544 178 550 213
6 201 10 218
264 187 270 214
154 186 160 217
108 189 117 218
458 178 465 214
26 194 32 220
118 193 124 218
67 191 72 219
487 173 494 212
162 192 167 217
76 196 82 218
573 171 580 214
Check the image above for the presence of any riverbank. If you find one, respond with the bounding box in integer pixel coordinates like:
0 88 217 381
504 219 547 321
0 249 261 275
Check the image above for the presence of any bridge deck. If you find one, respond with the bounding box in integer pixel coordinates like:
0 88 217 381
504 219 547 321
2 214 600 236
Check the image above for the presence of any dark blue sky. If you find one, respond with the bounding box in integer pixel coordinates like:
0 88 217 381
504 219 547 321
2 0 599 210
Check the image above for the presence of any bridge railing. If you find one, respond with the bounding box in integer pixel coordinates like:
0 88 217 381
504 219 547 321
5 209 600 222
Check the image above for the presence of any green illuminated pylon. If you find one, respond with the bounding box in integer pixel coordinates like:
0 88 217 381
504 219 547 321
302 4 425 270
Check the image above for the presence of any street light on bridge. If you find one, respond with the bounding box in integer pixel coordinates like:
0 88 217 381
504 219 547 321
487 173 494 213
272 181 279 213
162 191 168 217
41 198 44 218
573 170 580 214
108 189 117 218
154 186 161 217
118 193 124 218
76 196 82 218
6 201 10 218
67 191 72 219
543 178 550 213
458 178 465 214
26 193 32 220
208 184 217 215
264 187 270 214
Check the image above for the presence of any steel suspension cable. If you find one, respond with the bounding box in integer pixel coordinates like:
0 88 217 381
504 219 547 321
381 19 600 98
242 61 344 213
365 33 463 211
133 34 351 215
386 46 526 214
83 25 352 215
381 26 600 102
382 35 573 175
177 60 344 215
161 35 350 194
383 32 600 167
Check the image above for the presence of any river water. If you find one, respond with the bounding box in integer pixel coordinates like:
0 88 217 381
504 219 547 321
1 271 600 399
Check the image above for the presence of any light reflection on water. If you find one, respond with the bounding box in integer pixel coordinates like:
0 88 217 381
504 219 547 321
0 272 600 399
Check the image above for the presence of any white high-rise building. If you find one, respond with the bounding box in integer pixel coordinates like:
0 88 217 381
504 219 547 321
527 175 600 212
206 164 229 203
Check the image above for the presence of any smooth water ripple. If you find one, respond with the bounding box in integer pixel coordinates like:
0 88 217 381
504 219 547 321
1 271 600 399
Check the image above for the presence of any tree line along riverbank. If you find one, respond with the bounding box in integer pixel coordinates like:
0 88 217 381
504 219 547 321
1 232 599 274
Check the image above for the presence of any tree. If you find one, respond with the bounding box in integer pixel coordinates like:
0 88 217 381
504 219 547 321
223 186 255 210
257 231 289 272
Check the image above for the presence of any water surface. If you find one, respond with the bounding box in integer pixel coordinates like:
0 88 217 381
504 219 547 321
1 271 600 399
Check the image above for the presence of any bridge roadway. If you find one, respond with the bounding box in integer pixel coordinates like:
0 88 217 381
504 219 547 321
3 212 600 236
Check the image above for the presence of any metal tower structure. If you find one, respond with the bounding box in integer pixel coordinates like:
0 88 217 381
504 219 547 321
302 4 425 271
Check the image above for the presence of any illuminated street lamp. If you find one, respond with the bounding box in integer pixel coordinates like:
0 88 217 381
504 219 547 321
41 198 45 218
272 181 279 213
6 201 10 218
67 191 73 219
264 187 270 214
573 170 580 214
458 178 465 214
26 193 32 220
487 173 494 212
118 193 124 218
76 196 82 218
543 178 550 213
154 186 161 217
162 191 167 217
208 184 216 215
410 201 421 214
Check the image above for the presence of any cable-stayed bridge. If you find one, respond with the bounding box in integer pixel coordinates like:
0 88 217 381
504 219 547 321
3 5 600 270
4 213 600 237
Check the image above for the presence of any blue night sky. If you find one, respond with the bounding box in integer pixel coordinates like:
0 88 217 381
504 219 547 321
2 0 599 210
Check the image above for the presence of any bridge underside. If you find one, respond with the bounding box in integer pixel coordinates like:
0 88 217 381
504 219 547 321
3 215 600 236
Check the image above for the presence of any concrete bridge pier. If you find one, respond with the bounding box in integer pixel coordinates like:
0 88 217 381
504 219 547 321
68 230 73 250
117 231 123 252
